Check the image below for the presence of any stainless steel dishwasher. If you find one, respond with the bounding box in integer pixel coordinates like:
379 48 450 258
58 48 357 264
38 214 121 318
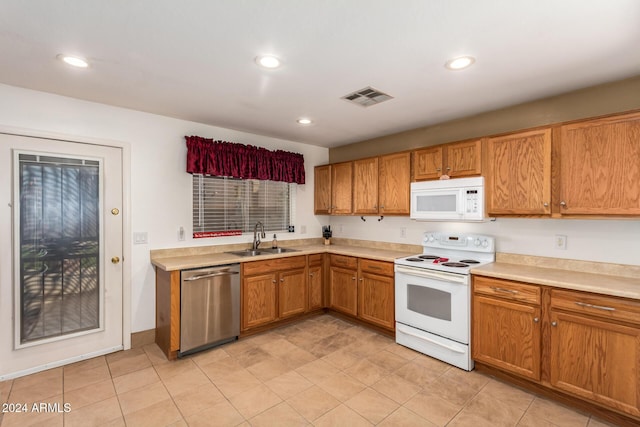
180 264 240 356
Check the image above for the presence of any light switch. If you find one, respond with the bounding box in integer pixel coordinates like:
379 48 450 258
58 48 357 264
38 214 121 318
133 232 148 245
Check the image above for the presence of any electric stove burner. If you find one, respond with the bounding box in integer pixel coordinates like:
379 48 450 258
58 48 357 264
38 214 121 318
441 262 469 268
459 259 480 264
406 258 424 262
418 255 440 260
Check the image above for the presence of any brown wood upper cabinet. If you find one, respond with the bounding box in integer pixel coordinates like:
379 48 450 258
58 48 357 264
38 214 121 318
378 152 411 215
486 128 552 215
331 161 353 215
314 165 332 214
414 139 482 181
558 112 640 216
353 157 379 214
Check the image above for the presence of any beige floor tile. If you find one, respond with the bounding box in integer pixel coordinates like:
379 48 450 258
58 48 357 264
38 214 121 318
313 403 373 427
184 400 245 427
165 419 188 427
106 347 146 364
248 401 309 427
448 391 526 427
153 358 199 381
371 373 422 404
404 389 463 427
0 379 13 404
123 398 183 427
222 337 258 357
160 366 210 396
286 385 340 422
8 375 62 403
344 359 390 386
366 349 410 371
107 352 152 378
518 413 561 427
1 394 64 427
524 398 590 427
212 368 262 398
63 395 122 427
63 356 108 374
317 372 367 402
295 359 340 384
417 373 481 407
112 366 160 395
385 343 421 360
228 384 282 419
234 346 273 368
63 378 115 410
265 371 313 400
277 347 317 369
247 355 293 382
171 382 226 417
198 355 244 381
11 367 61 391
321 348 360 370
142 343 170 366
259 337 301 358
378 406 438 427
63 363 112 393
477 378 535 412
411 354 453 375
190 346 229 367
306 332 354 358
587 417 621 427
240 330 282 347
347 336 393 358
100 416 126 427
117 381 170 415
393 360 446 388
345 387 400 424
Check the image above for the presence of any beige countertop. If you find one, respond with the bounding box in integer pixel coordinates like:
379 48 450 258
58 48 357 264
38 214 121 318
471 255 640 300
151 240 418 271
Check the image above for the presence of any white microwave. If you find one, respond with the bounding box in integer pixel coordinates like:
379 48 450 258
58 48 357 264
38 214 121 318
410 177 486 221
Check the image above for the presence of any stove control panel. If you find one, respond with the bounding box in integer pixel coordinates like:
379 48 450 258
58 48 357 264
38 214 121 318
422 232 494 252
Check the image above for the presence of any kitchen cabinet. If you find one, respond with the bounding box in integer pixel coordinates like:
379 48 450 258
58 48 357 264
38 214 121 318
155 268 181 360
549 289 640 417
329 254 358 316
330 161 353 215
308 253 324 311
414 139 481 181
486 128 552 215
314 165 332 214
472 276 541 380
242 256 307 331
353 157 379 214
378 152 411 215
558 112 640 216
358 259 395 331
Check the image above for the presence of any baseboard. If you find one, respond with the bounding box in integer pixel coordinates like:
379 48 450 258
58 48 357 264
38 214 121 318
131 329 155 348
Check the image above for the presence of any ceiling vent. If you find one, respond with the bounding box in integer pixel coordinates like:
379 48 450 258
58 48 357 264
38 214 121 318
341 86 393 107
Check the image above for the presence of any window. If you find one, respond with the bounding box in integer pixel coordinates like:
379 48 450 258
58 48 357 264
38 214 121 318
192 175 295 237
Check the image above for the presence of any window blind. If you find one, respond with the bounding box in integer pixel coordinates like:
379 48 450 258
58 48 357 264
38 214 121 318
193 175 293 236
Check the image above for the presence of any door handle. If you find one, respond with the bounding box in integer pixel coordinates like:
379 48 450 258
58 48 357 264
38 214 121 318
111 256 120 264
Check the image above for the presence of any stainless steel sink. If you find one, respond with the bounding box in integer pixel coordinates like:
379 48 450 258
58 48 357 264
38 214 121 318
226 247 299 257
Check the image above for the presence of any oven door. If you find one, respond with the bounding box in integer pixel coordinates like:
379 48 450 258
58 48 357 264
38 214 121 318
394 265 470 344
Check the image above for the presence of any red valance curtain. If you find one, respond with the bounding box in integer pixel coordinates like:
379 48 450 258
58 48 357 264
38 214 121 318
185 136 306 184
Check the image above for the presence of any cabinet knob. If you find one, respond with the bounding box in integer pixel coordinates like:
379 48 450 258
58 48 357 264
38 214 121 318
380 205 385 209
309 273 314 277
543 202 549 207
560 201 567 208
359 278 363 281
272 279 277 283
352 277 356 280
551 321 558 327
533 317 539 323
436 168 441 172
446 167 451 171
280 278 285 282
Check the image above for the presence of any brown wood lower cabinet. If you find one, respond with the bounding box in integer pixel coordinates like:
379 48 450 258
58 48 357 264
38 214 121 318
329 265 358 316
472 275 640 423
308 254 324 311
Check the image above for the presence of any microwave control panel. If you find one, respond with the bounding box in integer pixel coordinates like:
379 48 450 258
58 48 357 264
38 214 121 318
465 189 480 213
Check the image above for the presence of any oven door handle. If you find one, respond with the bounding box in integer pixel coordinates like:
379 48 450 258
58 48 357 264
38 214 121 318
397 324 466 354
395 265 467 284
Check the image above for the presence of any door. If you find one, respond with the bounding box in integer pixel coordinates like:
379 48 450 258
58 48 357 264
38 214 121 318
278 268 307 319
242 273 277 330
329 266 357 316
413 146 443 180
378 152 411 215
446 140 482 177
358 272 394 330
0 133 124 379
353 157 379 214
330 162 353 214
313 165 332 214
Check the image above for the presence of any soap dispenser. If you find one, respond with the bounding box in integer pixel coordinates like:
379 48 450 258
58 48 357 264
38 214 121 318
271 234 278 249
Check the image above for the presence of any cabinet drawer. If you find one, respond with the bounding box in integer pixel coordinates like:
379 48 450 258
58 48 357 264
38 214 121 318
473 276 540 305
330 254 357 269
243 256 306 276
359 258 393 277
551 289 640 325
308 253 323 265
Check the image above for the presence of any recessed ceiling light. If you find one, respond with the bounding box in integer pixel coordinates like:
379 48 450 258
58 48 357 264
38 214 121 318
445 56 475 70
57 54 89 68
297 118 312 125
255 55 281 69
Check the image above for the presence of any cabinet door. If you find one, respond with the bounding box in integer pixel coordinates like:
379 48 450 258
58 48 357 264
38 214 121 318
278 268 307 319
414 146 443 180
559 113 640 215
472 295 541 380
308 264 323 311
329 266 357 316
314 165 332 214
486 129 551 215
358 272 394 330
353 157 379 214
242 273 277 330
378 152 411 215
331 162 353 214
550 311 640 417
446 140 482 177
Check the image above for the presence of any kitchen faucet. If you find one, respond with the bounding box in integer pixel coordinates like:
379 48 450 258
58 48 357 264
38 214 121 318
252 221 266 249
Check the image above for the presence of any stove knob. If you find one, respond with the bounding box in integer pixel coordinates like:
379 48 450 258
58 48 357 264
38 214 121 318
481 239 489 248
474 238 481 246
428 235 435 242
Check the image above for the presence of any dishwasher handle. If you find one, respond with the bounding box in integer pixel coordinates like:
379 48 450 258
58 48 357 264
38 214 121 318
183 270 239 281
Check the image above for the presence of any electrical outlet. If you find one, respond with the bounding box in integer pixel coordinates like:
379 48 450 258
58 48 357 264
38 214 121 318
555 234 567 250
300 225 307 234
178 226 185 241
339 224 344 233
400 227 407 238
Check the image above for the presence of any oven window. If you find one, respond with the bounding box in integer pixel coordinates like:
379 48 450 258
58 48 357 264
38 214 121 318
416 194 456 212
407 284 451 321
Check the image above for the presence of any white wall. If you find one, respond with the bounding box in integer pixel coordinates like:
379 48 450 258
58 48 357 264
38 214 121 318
0 83 329 332
329 215 640 266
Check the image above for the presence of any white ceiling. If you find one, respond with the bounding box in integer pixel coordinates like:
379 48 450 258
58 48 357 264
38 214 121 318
1 1 639 148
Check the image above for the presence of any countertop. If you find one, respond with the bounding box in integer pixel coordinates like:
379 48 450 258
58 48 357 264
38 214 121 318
471 257 640 300
151 242 417 271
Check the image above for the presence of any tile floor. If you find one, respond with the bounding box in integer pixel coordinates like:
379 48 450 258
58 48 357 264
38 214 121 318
0 314 620 427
